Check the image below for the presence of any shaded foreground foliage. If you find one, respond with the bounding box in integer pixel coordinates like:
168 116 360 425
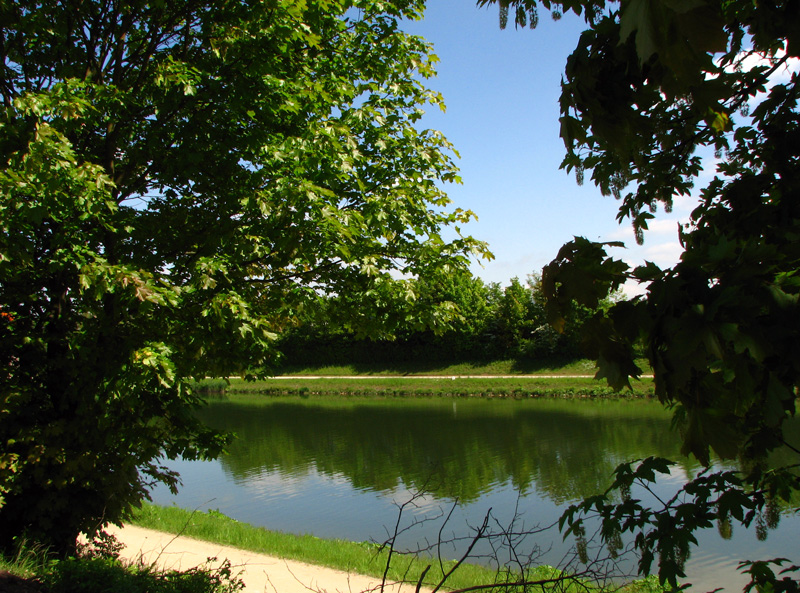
481 0 800 589
42 557 243 593
0 534 243 593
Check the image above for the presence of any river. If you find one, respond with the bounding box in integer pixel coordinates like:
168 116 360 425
148 395 799 592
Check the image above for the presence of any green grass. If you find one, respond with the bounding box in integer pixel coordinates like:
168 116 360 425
0 538 242 593
274 357 627 377
220 374 655 398
202 357 656 399
130 503 636 593
130 503 521 591
0 539 50 579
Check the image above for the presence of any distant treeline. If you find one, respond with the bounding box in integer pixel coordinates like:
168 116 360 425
276 272 616 367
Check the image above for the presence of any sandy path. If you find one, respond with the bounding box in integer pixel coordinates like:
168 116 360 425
108 525 424 593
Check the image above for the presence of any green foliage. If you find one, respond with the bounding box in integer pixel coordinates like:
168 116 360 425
480 0 800 590
489 0 800 467
0 0 488 554
560 457 800 589
0 533 242 593
43 556 244 593
739 559 800 593
277 270 606 366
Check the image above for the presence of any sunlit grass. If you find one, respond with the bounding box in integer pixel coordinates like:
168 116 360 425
275 357 616 377
221 374 655 398
209 358 656 398
130 504 552 591
130 503 664 593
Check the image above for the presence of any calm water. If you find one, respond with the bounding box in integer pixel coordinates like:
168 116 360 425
149 396 799 591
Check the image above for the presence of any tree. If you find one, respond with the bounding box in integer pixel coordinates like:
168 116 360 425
479 0 799 589
0 0 488 554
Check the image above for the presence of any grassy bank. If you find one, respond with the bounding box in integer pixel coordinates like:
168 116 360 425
193 358 656 399
202 374 655 398
131 504 564 591
274 357 610 377
130 503 662 593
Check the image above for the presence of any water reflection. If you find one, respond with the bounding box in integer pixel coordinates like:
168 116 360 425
197 397 691 504
150 396 798 592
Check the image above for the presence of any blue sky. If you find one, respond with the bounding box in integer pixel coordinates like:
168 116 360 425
403 1 691 293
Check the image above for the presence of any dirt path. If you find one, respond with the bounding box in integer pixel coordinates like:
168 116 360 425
109 525 423 593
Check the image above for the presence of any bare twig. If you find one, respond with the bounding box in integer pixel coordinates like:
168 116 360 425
431 508 491 593
437 498 459 576
416 565 431 593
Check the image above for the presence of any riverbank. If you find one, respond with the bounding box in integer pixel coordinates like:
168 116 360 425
193 358 656 398
129 504 664 593
108 523 422 593
128 503 565 592
200 374 655 398
0 511 663 593
272 358 650 377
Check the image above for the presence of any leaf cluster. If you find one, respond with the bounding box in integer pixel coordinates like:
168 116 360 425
560 457 800 589
479 0 800 589
0 0 488 554
480 0 800 467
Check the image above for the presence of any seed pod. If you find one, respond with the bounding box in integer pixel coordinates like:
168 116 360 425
765 496 781 530
676 543 689 572
740 102 750 117
528 7 538 28
717 515 733 540
620 481 631 502
755 512 767 542
607 528 623 559
576 533 588 564
515 5 527 27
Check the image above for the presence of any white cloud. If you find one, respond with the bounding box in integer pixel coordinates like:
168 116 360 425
712 49 800 114
609 232 685 298
645 218 686 236
641 241 684 265
734 50 799 85
621 278 647 298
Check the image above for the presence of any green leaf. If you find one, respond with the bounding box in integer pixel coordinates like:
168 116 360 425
619 0 660 61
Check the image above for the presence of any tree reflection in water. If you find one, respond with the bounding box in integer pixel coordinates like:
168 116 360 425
198 397 688 504
149 396 798 593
